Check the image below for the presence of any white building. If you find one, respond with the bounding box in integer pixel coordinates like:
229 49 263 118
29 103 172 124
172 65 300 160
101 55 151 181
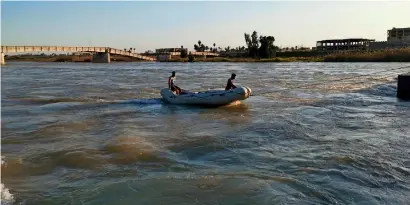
387 27 410 44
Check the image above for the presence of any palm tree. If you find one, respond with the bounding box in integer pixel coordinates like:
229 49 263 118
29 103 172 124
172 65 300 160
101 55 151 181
133 48 136 53
200 44 206 52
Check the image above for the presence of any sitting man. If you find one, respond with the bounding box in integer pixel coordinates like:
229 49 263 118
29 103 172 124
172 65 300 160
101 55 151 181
225 73 237 90
168 71 182 94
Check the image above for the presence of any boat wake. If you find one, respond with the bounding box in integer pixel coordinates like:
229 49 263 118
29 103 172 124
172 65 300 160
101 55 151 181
113 98 164 105
3 97 164 106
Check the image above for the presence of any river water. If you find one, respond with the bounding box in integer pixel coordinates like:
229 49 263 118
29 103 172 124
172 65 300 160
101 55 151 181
1 62 410 205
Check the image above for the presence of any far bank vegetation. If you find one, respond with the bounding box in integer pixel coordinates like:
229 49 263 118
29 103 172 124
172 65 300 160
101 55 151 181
176 30 410 62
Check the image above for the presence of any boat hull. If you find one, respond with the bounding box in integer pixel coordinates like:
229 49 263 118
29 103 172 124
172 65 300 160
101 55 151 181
160 86 252 106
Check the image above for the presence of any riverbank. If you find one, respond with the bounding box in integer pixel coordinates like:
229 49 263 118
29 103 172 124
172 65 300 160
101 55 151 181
4 48 410 63
181 48 410 63
168 56 323 63
323 48 410 62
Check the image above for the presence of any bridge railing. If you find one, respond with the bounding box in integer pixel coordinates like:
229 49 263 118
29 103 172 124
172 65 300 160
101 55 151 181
1 46 157 61
109 48 156 61
1 46 110 53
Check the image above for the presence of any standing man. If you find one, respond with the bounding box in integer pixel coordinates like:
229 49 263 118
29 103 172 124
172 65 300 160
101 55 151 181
168 71 182 94
225 73 237 90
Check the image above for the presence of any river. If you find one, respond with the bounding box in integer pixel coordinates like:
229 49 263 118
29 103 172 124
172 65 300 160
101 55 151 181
1 61 410 205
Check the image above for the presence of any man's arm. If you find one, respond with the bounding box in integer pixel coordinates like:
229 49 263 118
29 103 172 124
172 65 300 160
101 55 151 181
231 79 237 89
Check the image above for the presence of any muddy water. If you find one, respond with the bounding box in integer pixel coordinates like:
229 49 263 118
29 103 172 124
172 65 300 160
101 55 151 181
1 62 410 205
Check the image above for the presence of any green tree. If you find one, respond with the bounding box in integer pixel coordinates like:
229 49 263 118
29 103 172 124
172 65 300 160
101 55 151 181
194 40 201 52
200 44 206 52
194 40 208 52
244 31 260 57
258 36 276 58
244 30 277 58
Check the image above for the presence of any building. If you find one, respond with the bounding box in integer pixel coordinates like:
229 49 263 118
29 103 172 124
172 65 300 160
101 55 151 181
315 38 375 51
387 27 410 44
370 27 410 50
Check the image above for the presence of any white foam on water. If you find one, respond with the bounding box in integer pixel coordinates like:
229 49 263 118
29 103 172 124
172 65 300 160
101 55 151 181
1 156 16 205
1 184 15 205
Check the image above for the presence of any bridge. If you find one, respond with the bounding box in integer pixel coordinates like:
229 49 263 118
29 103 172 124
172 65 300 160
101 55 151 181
0 46 157 64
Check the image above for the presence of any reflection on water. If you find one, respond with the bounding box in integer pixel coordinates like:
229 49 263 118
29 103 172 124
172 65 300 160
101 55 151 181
1 62 410 205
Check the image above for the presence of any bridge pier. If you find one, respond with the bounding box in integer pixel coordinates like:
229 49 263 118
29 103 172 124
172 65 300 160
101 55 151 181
92 52 110 63
0 52 5 65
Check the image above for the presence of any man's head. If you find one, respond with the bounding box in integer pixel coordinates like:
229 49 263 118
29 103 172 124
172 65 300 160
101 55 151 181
231 73 236 79
171 71 176 76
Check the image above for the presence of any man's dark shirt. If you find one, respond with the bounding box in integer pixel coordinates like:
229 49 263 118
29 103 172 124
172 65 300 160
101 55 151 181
225 78 236 90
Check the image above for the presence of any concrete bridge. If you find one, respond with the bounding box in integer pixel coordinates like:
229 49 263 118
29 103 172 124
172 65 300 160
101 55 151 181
0 46 157 64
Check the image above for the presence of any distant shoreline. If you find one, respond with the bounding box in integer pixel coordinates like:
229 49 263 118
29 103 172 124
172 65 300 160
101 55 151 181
184 48 410 63
5 56 320 63
168 56 322 63
4 48 410 63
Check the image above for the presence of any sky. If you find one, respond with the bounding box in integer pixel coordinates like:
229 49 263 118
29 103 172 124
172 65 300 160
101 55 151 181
1 1 410 52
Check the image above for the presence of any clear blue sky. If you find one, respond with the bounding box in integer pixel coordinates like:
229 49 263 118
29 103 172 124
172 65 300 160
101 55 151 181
1 1 409 52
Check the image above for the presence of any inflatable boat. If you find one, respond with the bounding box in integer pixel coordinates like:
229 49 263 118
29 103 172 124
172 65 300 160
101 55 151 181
160 86 252 106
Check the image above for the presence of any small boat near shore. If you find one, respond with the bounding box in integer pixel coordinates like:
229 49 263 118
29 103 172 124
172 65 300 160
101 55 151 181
160 86 252 106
